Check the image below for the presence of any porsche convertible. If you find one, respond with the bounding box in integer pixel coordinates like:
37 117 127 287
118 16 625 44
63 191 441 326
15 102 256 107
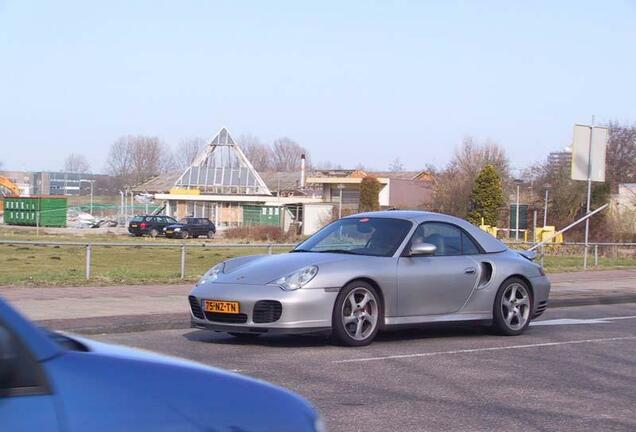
189 211 550 346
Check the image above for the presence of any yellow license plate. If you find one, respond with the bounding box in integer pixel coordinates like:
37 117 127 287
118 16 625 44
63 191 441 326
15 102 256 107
204 300 240 314
131 224 138 228
166 230 173 234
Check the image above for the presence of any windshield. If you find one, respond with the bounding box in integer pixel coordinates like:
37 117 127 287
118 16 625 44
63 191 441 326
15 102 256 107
295 217 412 257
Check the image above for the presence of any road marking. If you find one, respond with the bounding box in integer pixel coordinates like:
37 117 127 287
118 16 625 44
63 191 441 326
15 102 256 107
532 315 636 326
332 336 636 364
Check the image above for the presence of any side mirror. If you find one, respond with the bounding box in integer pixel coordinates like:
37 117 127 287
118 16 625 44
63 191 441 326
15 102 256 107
0 327 18 389
409 242 437 257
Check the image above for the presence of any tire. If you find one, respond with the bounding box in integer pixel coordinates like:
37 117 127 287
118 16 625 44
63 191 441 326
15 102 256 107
492 277 533 336
180 231 189 239
207 230 215 239
228 332 261 339
331 281 382 347
149 229 159 238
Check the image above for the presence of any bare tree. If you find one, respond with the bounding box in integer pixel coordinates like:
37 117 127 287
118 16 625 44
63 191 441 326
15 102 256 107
313 160 343 170
106 135 172 189
389 157 404 172
271 137 309 172
607 121 636 191
432 136 510 219
63 153 91 173
174 137 206 170
237 134 272 172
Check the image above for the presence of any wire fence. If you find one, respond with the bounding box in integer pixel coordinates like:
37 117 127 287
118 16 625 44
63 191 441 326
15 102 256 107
505 241 636 268
0 239 633 285
0 240 296 282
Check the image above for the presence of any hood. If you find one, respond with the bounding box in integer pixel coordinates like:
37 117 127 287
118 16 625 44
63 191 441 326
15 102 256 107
50 334 318 432
213 252 343 285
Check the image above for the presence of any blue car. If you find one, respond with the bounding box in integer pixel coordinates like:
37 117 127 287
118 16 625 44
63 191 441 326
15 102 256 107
0 298 324 432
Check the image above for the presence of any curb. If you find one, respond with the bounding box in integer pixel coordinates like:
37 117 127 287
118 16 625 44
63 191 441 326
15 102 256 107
549 295 636 309
39 296 636 336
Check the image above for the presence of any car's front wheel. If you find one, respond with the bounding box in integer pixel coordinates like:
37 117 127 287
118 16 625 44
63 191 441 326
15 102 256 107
331 281 382 347
492 277 533 336
180 231 189 239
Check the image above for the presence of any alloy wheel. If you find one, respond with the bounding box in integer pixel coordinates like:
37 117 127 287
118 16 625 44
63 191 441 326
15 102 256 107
501 282 530 330
341 287 379 341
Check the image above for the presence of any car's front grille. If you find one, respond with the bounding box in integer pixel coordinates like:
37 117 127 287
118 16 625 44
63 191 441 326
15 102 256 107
253 300 283 323
204 312 248 324
189 296 204 319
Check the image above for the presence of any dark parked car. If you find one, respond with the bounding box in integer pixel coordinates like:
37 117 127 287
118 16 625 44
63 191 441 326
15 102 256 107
164 217 216 239
128 215 178 237
0 297 324 431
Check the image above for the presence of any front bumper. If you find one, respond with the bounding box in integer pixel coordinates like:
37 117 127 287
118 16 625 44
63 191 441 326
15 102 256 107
189 283 339 333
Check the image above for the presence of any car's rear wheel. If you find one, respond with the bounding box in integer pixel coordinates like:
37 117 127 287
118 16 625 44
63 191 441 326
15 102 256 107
492 277 532 336
207 230 215 239
331 281 381 347
149 228 159 238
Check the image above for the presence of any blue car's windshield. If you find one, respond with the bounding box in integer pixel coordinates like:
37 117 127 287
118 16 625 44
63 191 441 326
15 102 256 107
294 217 412 257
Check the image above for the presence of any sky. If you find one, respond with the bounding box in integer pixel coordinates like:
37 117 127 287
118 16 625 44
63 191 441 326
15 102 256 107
1 0 635 174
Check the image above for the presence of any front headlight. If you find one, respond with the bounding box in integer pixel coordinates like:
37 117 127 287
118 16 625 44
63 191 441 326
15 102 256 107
269 265 318 291
197 262 225 286
174 227 181 232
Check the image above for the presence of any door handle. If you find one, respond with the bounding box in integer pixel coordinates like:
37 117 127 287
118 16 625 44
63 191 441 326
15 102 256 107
464 267 476 274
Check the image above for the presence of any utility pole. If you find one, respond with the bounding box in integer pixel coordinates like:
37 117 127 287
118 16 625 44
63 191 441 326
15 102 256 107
583 116 595 270
513 179 522 241
337 184 345 219
543 187 549 227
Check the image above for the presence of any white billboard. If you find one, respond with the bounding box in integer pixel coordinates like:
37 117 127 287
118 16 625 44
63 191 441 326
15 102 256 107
571 124 607 182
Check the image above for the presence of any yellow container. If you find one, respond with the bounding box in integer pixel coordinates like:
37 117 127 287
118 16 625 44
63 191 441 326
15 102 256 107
534 226 564 243
169 188 201 195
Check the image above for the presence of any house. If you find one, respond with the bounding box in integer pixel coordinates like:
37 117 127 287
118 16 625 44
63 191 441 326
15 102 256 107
136 128 329 235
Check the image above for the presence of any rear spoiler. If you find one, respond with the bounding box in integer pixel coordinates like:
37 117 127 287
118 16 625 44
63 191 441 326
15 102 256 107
516 250 537 261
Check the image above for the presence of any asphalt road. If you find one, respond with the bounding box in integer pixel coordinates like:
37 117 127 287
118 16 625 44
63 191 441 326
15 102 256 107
97 303 636 432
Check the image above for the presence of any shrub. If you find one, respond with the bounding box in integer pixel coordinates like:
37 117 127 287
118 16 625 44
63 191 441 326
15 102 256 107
359 176 381 212
223 225 296 243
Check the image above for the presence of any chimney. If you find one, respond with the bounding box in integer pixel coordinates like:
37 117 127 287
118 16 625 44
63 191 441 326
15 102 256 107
300 154 306 189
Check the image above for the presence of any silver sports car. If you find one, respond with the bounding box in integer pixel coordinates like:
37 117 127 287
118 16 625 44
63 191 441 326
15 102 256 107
189 211 550 346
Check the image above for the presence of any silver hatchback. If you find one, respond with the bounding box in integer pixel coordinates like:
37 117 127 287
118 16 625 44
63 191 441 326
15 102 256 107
189 211 550 346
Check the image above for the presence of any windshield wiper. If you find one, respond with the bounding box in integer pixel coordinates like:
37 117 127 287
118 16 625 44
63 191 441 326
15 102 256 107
290 249 311 253
315 249 359 255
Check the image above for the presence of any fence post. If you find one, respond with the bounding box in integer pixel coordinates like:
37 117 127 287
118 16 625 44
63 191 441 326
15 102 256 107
594 244 598 266
85 244 91 280
267 244 273 255
180 244 186 279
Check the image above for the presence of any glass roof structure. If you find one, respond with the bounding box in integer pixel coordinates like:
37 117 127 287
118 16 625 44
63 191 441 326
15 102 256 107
175 128 271 195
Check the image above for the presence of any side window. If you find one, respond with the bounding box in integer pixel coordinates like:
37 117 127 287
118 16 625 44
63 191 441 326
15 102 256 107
198 219 208 225
423 223 461 256
462 232 481 255
0 324 48 394
412 222 477 256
